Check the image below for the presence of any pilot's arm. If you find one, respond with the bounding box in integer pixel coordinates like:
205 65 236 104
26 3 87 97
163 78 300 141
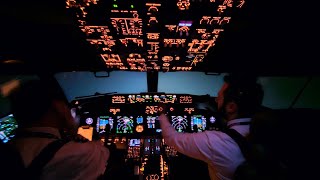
46 140 110 179
159 114 213 163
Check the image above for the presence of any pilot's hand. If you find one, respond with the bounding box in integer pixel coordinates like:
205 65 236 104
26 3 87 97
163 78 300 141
159 113 169 121
158 103 167 115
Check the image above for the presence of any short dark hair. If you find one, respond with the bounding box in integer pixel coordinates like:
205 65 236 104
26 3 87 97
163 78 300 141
223 74 264 117
9 80 67 127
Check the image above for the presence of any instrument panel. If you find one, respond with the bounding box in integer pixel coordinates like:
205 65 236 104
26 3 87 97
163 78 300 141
66 0 246 72
72 93 217 179
72 94 218 137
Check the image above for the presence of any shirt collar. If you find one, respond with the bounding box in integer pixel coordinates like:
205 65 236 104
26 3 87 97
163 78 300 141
227 118 251 127
22 127 62 139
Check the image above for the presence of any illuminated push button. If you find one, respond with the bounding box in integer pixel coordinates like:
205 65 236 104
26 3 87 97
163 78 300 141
86 118 93 125
136 125 144 133
210 116 216 123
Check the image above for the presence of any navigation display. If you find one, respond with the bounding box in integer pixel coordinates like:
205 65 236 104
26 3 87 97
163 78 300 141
191 115 206 132
0 114 18 143
171 116 188 132
116 116 134 133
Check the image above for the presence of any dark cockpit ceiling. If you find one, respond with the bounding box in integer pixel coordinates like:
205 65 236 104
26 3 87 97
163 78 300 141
0 0 318 76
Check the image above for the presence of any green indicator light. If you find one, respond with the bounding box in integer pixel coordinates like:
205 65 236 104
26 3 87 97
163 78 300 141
113 4 118 8
131 5 134 8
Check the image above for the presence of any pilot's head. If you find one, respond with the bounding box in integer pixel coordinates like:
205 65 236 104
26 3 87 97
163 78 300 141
9 80 76 131
216 74 264 120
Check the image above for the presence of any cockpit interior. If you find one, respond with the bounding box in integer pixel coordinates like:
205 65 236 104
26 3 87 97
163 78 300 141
0 0 319 180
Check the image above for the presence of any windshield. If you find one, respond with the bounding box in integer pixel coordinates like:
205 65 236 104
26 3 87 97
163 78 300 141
54 71 320 109
55 71 147 101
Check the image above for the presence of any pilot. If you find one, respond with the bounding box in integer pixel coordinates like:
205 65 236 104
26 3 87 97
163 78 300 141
159 74 264 180
8 80 110 179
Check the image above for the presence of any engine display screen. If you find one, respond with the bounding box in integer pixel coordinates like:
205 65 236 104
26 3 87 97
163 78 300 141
191 115 206 132
116 116 134 134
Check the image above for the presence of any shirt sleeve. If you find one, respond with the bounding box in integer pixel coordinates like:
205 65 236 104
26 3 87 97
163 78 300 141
159 114 213 163
45 140 110 180
80 141 110 178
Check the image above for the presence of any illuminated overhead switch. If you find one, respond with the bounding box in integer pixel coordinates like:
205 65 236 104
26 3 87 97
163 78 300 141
163 39 173 47
196 29 206 34
219 17 231 25
119 66 127 70
147 33 160 40
165 25 177 32
223 0 233 8
217 5 226 14
191 58 199 66
162 56 173 63
237 0 245 8
212 29 224 35
177 0 190 10
163 63 170 67
147 42 160 54
176 39 186 47
146 3 161 12
200 16 211 25
179 21 192 27
201 33 211 39
148 17 158 26
210 17 221 25
179 26 190 36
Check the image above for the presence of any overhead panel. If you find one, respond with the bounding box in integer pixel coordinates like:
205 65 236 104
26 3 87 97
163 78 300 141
66 0 245 72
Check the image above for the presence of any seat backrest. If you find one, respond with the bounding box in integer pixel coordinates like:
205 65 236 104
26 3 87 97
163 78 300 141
0 143 26 180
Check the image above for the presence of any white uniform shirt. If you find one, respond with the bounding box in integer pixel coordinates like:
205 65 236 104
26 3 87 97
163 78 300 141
159 114 251 180
12 127 109 180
